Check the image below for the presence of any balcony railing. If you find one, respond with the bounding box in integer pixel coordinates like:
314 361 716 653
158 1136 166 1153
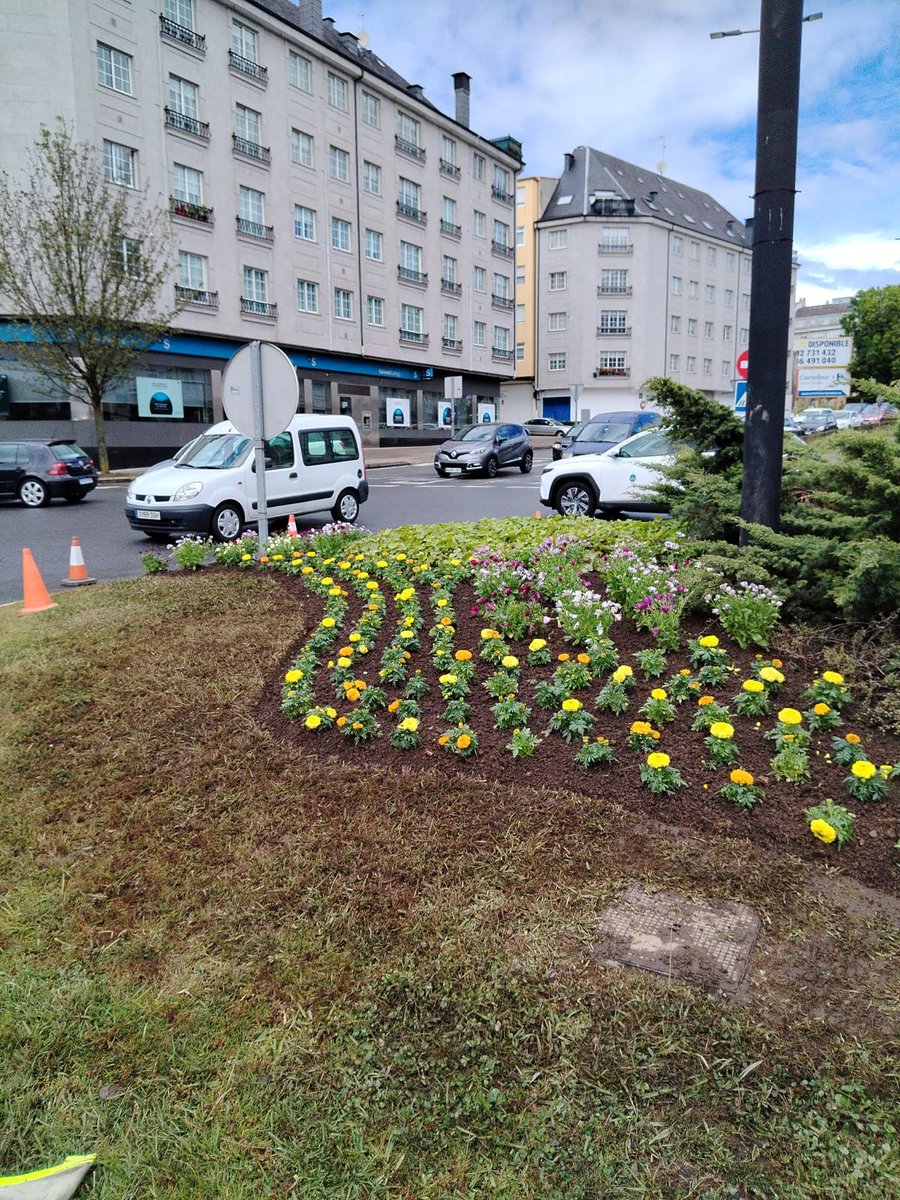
236 216 274 241
492 294 514 310
491 239 514 258
597 285 632 296
228 50 268 84
598 241 633 254
491 184 514 204
597 326 632 337
241 297 277 318
593 366 630 377
440 158 461 179
164 108 210 139
440 218 461 238
397 200 426 224
232 133 270 164
169 196 214 225
441 278 462 295
442 337 462 351
176 286 219 308
492 346 513 360
159 14 206 53
398 266 427 285
399 328 429 345
395 134 425 160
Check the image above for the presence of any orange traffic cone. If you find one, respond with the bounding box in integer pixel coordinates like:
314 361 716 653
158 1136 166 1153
286 513 299 537
20 548 58 615
61 537 96 587
534 511 542 518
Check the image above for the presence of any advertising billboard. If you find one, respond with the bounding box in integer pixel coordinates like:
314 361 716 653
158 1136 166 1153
794 337 852 368
797 367 852 398
477 402 496 424
136 377 184 419
386 396 410 427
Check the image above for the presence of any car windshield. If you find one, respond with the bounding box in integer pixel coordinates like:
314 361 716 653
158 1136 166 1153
576 421 633 443
616 431 674 459
49 442 89 461
802 412 828 423
456 425 496 442
176 433 252 468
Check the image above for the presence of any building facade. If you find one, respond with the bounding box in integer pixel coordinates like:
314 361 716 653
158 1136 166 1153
0 0 522 463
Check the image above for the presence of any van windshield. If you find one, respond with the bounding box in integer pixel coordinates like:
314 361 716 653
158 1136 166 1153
176 433 252 469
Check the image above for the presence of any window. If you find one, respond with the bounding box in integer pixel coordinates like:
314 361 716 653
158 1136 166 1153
726 251 736 270
548 311 567 331
688 280 699 299
291 129 313 167
231 20 258 62
442 195 458 225
494 326 510 352
707 246 717 265
164 0 194 28
493 273 510 300
669 353 680 372
548 353 566 371
722 360 730 377
441 134 456 165
367 295 384 326
331 217 351 252
671 275 682 295
473 210 486 237
740 327 749 343
168 75 199 119
97 43 132 94
493 219 510 247
742 292 751 309
600 226 629 250
672 235 683 255
704 321 714 338
686 356 696 372
601 269 628 293
600 310 628 334
363 160 381 195
311 383 329 414
474 320 486 346
297 279 319 313
102 140 136 187
328 72 349 111
288 50 311 92
294 205 315 241
515 266 525 284
725 289 734 306
117 238 141 277
173 163 202 203
703 358 712 375
399 241 422 275
473 153 485 181
329 145 349 182
687 318 697 336
361 91 380 127
515 304 525 323
399 177 421 211
442 255 457 284
598 352 627 373
516 342 525 361
549 271 567 291
239 186 264 224
705 284 715 302
549 228 567 250
723 324 732 342
516 185 525 206
364 228 383 261
473 266 486 292
493 164 511 195
235 104 261 144
516 225 525 246
670 314 681 333
334 288 353 320
401 303 422 335
690 240 700 260
243 266 268 302
443 313 459 342
396 110 420 149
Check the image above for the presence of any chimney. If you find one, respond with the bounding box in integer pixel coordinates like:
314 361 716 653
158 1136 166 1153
407 83 425 100
453 72 471 127
564 152 575 171
298 0 323 32
647 190 658 203
340 31 360 54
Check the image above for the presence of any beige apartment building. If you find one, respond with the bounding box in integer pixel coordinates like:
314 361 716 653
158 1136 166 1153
0 0 522 463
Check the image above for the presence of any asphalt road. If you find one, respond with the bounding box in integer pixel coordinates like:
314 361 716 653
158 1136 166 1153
0 452 553 606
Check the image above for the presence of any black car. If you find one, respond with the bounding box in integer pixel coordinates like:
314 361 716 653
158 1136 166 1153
0 439 98 506
560 410 660 458
552 422 587 460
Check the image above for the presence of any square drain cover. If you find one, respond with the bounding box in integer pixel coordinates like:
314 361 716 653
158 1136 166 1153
594 885 760 995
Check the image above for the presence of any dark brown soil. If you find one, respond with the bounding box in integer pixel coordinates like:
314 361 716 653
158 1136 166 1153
255 574 900 894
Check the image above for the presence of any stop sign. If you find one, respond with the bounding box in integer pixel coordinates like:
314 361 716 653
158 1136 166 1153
736 349 749 380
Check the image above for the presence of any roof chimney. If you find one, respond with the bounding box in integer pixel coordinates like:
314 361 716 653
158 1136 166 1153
407 83 425 100
647 190 657 202
298 0 323 32
453 72 470 127
564 152 575 171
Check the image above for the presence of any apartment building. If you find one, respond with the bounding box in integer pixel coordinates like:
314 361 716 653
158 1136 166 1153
513 176 557 380
0 0 522 462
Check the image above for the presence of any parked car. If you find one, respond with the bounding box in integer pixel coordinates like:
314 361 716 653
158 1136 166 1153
833 409 863 430
125 414 368 541
0 439 98 506
795 408 837 434
433 422 532 477
860 402 896 425
559 410 660 458
522 417 567 438
539 427 675 518
552 422 587 461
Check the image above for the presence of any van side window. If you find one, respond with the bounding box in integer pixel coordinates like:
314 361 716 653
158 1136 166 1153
300 428 359 465
301 431 330 464
330 429 358 459
264 432 295 469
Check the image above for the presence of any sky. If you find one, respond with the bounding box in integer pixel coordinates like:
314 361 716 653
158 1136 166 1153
324 0 900 308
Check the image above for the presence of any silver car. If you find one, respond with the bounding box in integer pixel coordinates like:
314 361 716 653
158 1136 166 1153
434 422 533 477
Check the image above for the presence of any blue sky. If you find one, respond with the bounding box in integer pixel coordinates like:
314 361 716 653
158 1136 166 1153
325 0 900 307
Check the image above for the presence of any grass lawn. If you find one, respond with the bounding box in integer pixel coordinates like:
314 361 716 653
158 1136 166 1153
1 522 898 1199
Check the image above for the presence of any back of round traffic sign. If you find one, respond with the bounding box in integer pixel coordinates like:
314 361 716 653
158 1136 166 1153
221 342 300 440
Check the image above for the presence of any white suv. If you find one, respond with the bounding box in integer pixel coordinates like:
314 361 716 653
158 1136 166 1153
539 428 674 517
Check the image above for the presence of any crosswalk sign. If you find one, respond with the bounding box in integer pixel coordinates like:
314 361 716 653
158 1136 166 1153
734 381 747 414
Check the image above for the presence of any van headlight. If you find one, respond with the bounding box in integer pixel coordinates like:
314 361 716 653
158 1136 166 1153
174 481 203 501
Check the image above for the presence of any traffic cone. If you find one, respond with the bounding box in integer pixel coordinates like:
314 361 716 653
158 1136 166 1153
286 513 299 537
61 537 96 587
534 511 542 518
20 548 58 615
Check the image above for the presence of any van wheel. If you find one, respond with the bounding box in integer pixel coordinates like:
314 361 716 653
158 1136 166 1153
211 502 244 542
519 451 533 474
332 489 360 523
554 479 597 517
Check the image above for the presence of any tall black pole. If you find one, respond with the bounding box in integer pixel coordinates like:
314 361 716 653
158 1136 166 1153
740 0 803 537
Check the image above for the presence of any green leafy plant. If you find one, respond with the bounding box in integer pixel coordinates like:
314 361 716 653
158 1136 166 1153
506 727 541 758
594 681 630 715
403 672 430 700
170 535 211 571
639 688 675 726
634 647 668 678
707 580 784 649
547 698 594 742
771 743 810 784
830 732 867 766
844 760 890 803
140 550 168 574
806 798 856 847
691 697 731 731
390 716 421 750
806 703 843 733
640 751 685 795
627 721 662 752
443 699 472 725
484 671 519 700
733 679 771 717
720 768 762 810
574 736 615 771
526 637 552 666
440 724 478 757
703 721 739 769
491 697 531 731
341 709 380 743
804 671 853 710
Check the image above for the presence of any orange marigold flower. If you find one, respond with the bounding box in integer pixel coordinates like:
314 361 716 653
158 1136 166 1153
456 734 472 749
698 695 715 707
845 733 861 745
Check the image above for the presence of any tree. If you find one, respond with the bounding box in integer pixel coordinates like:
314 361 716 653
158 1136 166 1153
842 285 900 386
0 122 182 472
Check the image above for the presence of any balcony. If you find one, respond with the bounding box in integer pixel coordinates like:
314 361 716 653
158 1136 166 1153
597 325 631 337
491 184 514 204
241 297 277 318
492 294 514 310
492 346 513 361
396 200 426 224
236 216 274 241
159 14 206 53
440 158 461 179
598 241 633 255
593 366 630 377
399 328 429 346
232 133 270 165
168 196 214 225
440 218 461 238
442 337 462 351
395 134 425 161
597 285 632 297
164 108 210 140
441 278 462 296
176 286 219 308
491 239 514 259
228 50 268 85
398 266 427 286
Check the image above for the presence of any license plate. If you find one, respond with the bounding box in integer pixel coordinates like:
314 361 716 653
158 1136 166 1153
444 464 463 470
79 477 93 485
136 509 161 520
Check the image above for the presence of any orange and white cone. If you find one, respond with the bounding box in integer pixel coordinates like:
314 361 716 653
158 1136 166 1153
61 537 96 587
286 513 299 537
20 548 58 615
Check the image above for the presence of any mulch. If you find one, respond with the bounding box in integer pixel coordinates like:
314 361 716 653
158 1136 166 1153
254 573 900 894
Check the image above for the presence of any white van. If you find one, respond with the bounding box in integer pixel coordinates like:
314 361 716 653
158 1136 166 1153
125 415 368 541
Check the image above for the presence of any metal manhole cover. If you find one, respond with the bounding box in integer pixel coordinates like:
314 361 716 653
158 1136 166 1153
593 885 760 995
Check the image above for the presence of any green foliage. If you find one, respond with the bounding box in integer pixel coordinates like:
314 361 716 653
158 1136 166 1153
139 550 167 575
842 285 900 384
644 375 745 469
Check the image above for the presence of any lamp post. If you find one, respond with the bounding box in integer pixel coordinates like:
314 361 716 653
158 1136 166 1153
710 3 821 537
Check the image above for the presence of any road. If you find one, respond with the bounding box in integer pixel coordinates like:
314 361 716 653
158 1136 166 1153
0 452 552 605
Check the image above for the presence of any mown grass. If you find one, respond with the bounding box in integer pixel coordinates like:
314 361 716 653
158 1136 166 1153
1 569 898 1198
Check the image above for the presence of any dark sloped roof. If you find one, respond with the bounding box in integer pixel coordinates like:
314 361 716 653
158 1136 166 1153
541 145 750 246
795 301 851 318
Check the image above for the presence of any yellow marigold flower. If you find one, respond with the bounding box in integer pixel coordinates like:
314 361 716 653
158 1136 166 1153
529 638 547 652
365 580 379 590
337 656 352 669
338 561 351 569
438 734 450 745
810 819 837 844
395 553 407 561
845 733 861 745
851 760 877 780
679 668 691 676
351 721 363 730
758 666 783 683
612 666 633 683
336 716 347 728
301 565 313 574
436 598 448 608
783 734 795 743
440 618 454 627
698 695 715 707
400 630 414 640
321 617 336 628
272 554 284 562
651 688 668 700
813 702 831 716
501 655 519 669
329 586 343 596
306 550 316 557
742 679 765 693
558 652 571 662
454 649 472 661
399 717 419 732
647 752 670 769
387 700 401 713
439 673 458 685
321 577 333 585
709 721 735 739
777 707 803 725
480 628 499 640
305 714 322 730
651 729 661 739
358 645 369 654
821 670 844 685
338 646 354 657
730 769 754 786
345 688 360 703
354 680 367 691
376 560 388 568
450 558 462 566
324 707 336 718
698 635 719 647
577 653 591 665
285 669 303 684
561 698 582 713
241 553 253 562
456 734 472 749
630 721 653 735
258 555 269 564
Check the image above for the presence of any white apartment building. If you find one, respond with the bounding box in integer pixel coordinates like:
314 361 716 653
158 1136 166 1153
0 0 522 462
